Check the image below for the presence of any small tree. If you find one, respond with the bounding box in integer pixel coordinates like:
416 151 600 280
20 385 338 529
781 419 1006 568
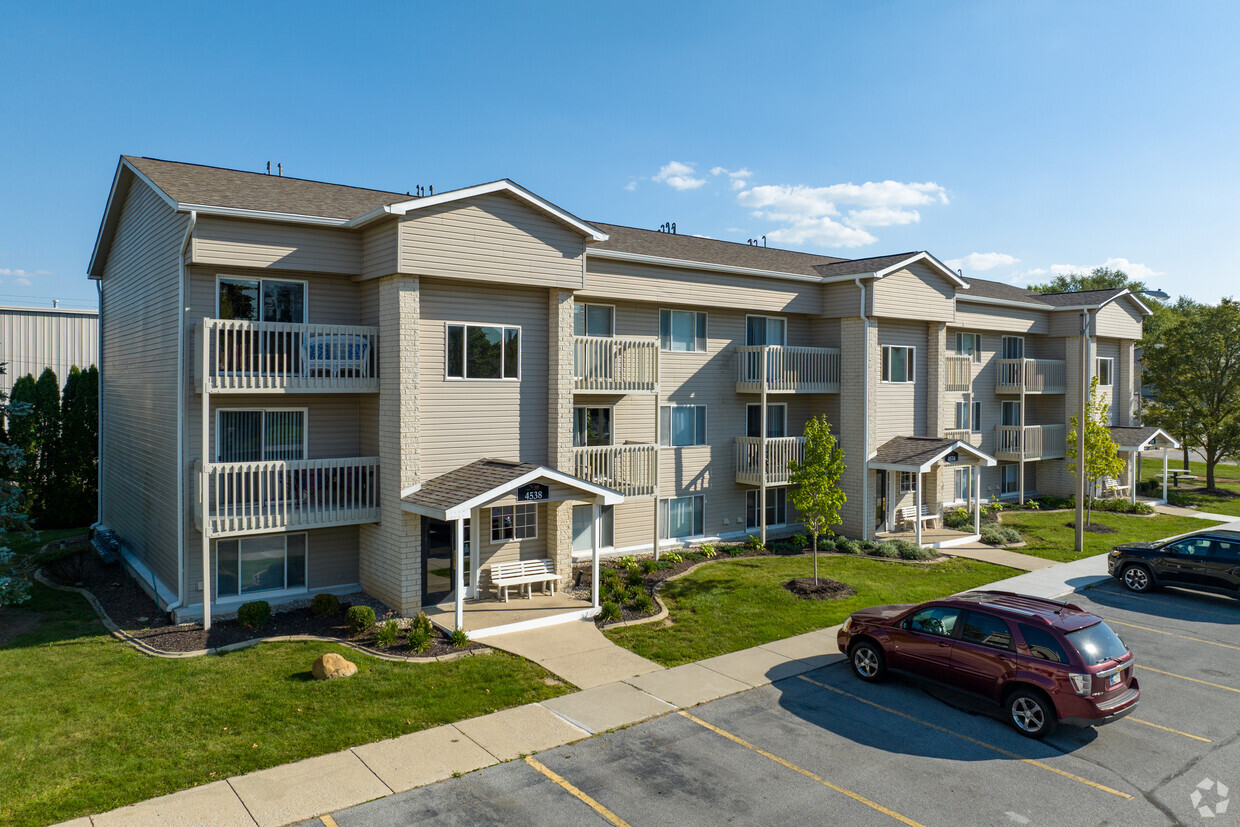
788 416 847 583
1066 376 1125 527
0 362 33 605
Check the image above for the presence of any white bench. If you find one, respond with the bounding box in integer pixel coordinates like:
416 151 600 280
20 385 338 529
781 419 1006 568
898 504 939 530
1098 477 1130 498
489 559 558 602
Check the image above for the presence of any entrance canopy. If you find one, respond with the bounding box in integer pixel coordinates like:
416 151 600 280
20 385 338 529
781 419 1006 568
868 436 996 472
1107 426 1181 453
401 458 625 520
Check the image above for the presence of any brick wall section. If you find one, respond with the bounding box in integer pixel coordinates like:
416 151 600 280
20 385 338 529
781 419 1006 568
547 289 575 586
359 274 424 614
926 322 945 437
838 318 878 539
1037 334 1084 498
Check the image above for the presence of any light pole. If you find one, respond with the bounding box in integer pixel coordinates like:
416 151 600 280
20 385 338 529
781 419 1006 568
1075 288 1169 551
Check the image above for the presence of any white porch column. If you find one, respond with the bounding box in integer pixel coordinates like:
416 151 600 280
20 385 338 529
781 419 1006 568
1131 451 1138 504
1162 448 1169 503
886 473 893 535
973 466 981 535
591 502 601 610
915 471 923 547
454 516 465 632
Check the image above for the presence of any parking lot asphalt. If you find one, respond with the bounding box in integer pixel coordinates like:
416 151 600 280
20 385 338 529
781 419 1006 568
308 580 1239 827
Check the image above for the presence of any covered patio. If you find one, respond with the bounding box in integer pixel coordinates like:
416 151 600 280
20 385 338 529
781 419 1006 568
1108 426 1182 505
870 436 998 548
401 458 624 637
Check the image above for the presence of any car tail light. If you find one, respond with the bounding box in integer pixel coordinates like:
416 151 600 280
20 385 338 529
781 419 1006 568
1069 673 1091 696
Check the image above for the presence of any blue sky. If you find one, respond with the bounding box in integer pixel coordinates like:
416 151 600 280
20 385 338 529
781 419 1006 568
2 1 1237 310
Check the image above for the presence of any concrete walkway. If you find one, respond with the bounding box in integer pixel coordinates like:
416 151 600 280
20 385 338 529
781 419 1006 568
1155 503 1237 523
476 618 663 689
935 542 1055 571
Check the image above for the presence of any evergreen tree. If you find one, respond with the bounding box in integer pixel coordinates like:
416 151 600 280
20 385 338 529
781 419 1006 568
59 365 99 526
31 367 61 524
0 363 32 605
787 416 847 583
7 374 38 516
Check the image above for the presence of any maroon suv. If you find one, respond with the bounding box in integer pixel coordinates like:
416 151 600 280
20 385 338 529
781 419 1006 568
836 590 1139 739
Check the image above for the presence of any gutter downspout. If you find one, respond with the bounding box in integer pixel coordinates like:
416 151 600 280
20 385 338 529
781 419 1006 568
855 275 870 539
167 211 196 614
95 279 103 529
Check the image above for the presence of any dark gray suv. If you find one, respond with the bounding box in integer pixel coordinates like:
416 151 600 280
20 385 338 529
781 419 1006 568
1108 529 1240 597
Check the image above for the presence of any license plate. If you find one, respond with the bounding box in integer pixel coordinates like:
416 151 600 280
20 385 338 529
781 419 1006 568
1108 672 1122 687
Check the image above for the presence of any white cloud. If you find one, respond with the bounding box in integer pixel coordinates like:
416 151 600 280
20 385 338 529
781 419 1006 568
711 166 753 190
764 217 878 248
0 268 48 277
653 161 706 191
1011 257 1163 286
945 252 1020 273
623 181 637 192
845 206 923 229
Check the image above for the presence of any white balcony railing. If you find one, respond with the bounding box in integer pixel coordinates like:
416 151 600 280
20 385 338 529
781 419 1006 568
735 346 840 393
945 355 973 392
572 444 658 498
994 424 1067 461
196 319 379 393
735 436 807 485
573 336 658 393
995 358 1067 394
196 456 380 537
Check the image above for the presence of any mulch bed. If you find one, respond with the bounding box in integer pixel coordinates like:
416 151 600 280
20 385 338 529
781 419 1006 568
782 577 856 601
1064 522 1118 534
40 548 484 657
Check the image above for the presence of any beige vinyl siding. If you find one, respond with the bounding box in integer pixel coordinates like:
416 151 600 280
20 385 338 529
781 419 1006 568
399 193 585 288
203 395 364 459
419 279 549 477
821 280 867 318
954 301 1049 334
362 220 400 279
99 178 188 596
870 265 955 321
875 322 928 441
0 308 98 399
191 216 362 275
583 258 819 314
187 265 362 326
1095 339 1120 424
1048 299 1145 338
477 502 550 574
358 278 379 327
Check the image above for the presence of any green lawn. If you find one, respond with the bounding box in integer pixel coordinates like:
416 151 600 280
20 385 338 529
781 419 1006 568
999 511 1224 563
1134 458 1240 517
604 555 1014 667
1139 456 1240 484
0 583 571 827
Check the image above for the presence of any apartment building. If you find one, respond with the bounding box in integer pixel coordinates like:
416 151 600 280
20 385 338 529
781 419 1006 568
88 156 1170 628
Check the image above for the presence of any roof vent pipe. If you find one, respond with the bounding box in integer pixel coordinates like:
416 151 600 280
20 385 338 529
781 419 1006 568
278 163 282 177
53 299 59 308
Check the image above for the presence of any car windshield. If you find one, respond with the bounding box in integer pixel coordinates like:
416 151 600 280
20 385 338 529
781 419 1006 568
1064 621 1128 665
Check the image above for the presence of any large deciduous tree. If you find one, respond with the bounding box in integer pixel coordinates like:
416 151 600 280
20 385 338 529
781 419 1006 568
1067 376 1126 527
787 416 847 583
1142 299 1240 490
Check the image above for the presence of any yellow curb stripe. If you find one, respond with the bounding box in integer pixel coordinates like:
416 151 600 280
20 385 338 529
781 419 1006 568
678 710 924 827
320 816 339 827
1136 664 1240 694
797 675 1132 800
524 756 631 827
1126 717 1212 743
1107 619 1240 652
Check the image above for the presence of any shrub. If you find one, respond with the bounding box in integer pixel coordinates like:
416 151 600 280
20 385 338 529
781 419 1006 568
699 544 717 558
790 533 809 550
943 507 972 530
311 593 340 617
374 619 400 649
626 568 644 588
836 539 860 555
743 534 765 551
723 545 746 557
859 539 878 551
237 600 271 630
598 600 622 622
631 591 655 614
867 544 899 559
1089 498 1154 515
817 537 837 552
616 555 637 569
408 626 433 654
661 551 684 564
346 605 376 633
896 543 935 561
980 526 1022 546
450 628 470 648
683 552 705 563
640 558 659 574
772 542 796 555
0 549 32 606
36 545 88 583
412 611 434 637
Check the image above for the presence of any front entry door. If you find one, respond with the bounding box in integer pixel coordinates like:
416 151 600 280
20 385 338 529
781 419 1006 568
875 470 888 532
422 519 470 605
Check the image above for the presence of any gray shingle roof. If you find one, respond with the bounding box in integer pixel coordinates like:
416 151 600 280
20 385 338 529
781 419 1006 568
955 277 1051 305
1107 426 1179 450
401 458 540 513
812 252 922 278
589 222 846 276
870 436 963 468
1036 288 1129 307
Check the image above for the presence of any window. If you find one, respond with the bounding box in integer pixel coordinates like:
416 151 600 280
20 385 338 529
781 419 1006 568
953 467 977 502
955 400 982 433
1001 336 1024 360
660 405 707 447
881 346 915 383
573 407 612 447
1096 357 1114 386
904 606 960 637
574 304 614 338
1000 464 1019 495
218 277 307 323
660 309 707 352
1212 540 1240 564
572 504 614 552
216 410 305 462
745 316 787 346
660 495 704 538
746 487 787 528
745 404 787 439
1001 400 1021 427
1166 538 1212 557
216 533 306 598
491 504 537 542
955 332 982 363
1019 624 1070 664
900 472 917 494
446 324 520 380
961 611 1014 650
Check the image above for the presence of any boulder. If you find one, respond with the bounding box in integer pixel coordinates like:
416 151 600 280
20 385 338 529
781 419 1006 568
312 652 357 680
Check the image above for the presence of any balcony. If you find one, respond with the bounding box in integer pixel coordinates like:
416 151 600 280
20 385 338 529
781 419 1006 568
195 457 380 537
995 358 1066 394
573 336 659 394
735 346 840 394
994 424 1067 461
944 428 981 447
572 443 658 498
945 355 973 392
735 436 806 485
196 319 379 394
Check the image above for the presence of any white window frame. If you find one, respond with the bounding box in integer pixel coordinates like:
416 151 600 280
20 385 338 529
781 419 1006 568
954 400 982 433
660 309 708 353
1001 400 1022 427
660 404 708 447
1001 335 1025 360
746 487 788 529
573 406 614 448
215 274 310 322
490 503 538 543
574 303 615 338
215 532 308 601
881 345 916 383
660 495 705 539
1096 357 1114 386
900 471 916 493
214 407 308 463
745 403 788 439
955 331 982 363
953 467 977 502
744 315 788 347
1000 464 1020 495
445 322 522 381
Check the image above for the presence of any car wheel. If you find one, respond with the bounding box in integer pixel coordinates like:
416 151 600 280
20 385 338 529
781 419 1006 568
1121 563 1155 593
849 640 887 683
1006 689 1057 739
